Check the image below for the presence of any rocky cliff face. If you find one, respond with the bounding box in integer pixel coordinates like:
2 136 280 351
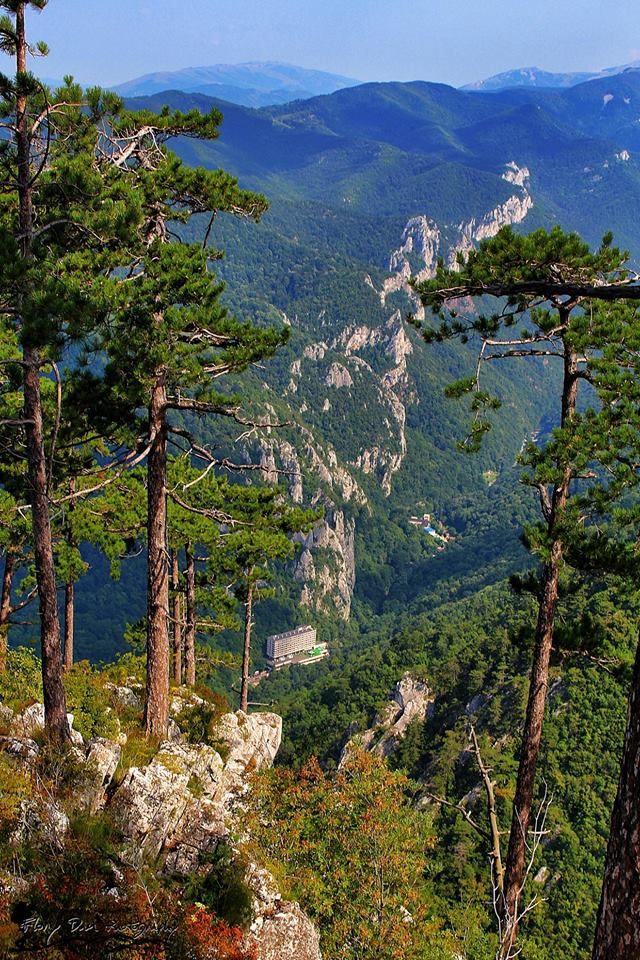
247 165 532 622
374 161 533 315
339 672 434 766
1 693 322 960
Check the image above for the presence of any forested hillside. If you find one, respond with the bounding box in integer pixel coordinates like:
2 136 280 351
2 8 640 956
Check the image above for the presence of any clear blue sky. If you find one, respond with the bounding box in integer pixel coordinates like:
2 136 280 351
22 0 640 88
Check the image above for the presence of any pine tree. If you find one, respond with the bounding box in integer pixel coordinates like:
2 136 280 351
411 226 640 957
0 3 286 739
207 483 320 711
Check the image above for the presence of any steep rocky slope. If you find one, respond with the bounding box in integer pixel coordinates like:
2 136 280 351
0 690 321 959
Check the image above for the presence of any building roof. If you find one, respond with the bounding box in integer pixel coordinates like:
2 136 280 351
266 624 315 643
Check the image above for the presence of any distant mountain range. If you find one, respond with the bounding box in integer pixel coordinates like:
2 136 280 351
112 61 360 107
110 58 640 109
102 69 640 637
128 70 640 253
464 62 640 91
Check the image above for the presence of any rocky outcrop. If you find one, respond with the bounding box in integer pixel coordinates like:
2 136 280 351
245 864 322 960
331 312 412 494
377 161 534 313
295 508 356 618
0 701 321 958
111 710 282 867
8 702 83 746
255 427 364 618
339 673 433 766
324 361 353 389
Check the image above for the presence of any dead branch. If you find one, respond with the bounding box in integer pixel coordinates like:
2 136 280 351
469 726 505 895
425 790 490 839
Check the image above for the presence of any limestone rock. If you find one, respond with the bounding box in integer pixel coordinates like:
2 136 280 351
296 509 355 618
1 704 322 957
248 901 322 960
339 673 433 766
303 342 327 361
111 740 226 863
382 161 533 312
0 703 13 728
10 703 82 744
0 736 39 763
105 683 143 709
12 797 69 850
245 863 322 960
110 711 282 867
83 737 122 813
217 711 282 783
324 361 353 389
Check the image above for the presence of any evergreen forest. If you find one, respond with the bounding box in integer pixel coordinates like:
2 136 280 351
1 3 640 960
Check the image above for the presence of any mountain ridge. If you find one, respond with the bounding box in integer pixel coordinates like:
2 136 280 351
464 61 640 91
112 60 361 106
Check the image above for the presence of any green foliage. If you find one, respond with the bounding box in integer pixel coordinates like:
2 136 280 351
62 661 120 741
0 752 30 840
179 693 231 753
0 647 41 712
249 751 450 960
180 843 253 930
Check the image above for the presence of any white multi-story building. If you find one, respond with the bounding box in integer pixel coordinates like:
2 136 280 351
265 625 328 670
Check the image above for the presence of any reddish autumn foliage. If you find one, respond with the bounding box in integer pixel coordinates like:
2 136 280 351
186 907 257 960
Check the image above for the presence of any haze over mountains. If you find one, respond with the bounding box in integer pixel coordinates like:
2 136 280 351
463 61 640 91
112 61 360 107
111 58 640 108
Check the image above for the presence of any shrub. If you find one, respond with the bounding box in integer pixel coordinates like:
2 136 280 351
181 844 254 930
63 661 120 741
0 647 41 712
180 698 229 752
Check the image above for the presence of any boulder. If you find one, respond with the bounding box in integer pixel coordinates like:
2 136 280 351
10 703 83 745
217 711 282 785
0 736 39 763
244 862 322 960
248 901 322 960
83 737 122 813
12 797 69 850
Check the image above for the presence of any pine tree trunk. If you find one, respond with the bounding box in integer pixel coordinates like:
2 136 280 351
240 581 254 713
591 637 640 960
63 479 76 673
184 545 196 686
144 376 170 737
0 552 16 671
499 343 578 956
16 4 69 744
171 549 182 685
63 581 74 672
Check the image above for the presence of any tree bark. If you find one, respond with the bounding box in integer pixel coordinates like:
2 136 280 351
240 580 254 713
63 479 76 673
184 545 196 686
16 3 69 744
143 376 170 737
591 636 640 960
499 343 578 956
0 552 16 671
63 581 74 672
171 549 182 685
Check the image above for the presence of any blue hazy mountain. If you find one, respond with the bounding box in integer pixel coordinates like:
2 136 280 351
112 61 360 106
129 71 640 252
464 62 640 91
